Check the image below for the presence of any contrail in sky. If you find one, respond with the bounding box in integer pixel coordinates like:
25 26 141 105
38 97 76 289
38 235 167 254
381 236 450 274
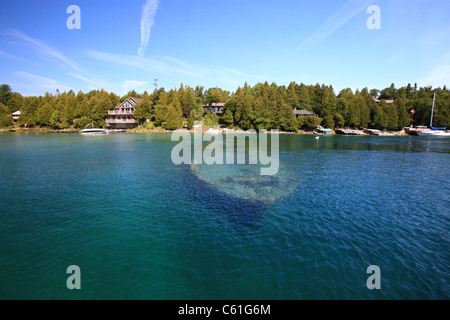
286 0 376 58
138 0 160 57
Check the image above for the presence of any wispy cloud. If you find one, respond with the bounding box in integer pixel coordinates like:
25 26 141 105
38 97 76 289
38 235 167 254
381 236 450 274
85 49 266 87
0 49 33 64
1 28 114 93
123 80 149 95
14 71 71 94
421 52 450 88
287 0 376 57
138 0 160 57
86 50 201 77
1 28 80 71
71 73 113 91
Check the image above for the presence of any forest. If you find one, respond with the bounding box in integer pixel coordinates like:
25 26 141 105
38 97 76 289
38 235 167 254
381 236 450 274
0 81 449 131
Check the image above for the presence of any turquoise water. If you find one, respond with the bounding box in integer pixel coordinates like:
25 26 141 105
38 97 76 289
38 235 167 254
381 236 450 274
0 133 448 300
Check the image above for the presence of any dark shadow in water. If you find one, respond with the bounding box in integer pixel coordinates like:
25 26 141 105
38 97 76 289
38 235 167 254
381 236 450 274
181 166 270 229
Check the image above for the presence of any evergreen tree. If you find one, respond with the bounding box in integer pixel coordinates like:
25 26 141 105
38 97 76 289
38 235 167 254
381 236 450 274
297 84 312 111
334 113 345 128
194 86 204 105
37 102 53 127
134 97 153 124
236 95 253 130
0 84 12 105
221 108 234 128
165 104 183 130
373 103 388 129
286 82 299 109
0 101 13 128
50 110 61 129
322 112 335 129
280 102 298 132
6 92 24 114
395 98 410 129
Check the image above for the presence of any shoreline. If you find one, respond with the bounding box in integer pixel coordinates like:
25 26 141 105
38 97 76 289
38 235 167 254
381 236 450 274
3 127 411 136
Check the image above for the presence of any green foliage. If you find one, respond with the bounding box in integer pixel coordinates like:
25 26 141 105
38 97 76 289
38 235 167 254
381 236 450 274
280 103 298 132
322 112 335 129
37 102 53 127
165 105 183 130
133 97 153 124
220 108 234 128
50 110 61 129
187 106 204 130
0 102 13 128
0 82 448 132
334 113 345 128
204 113 220 127
6 93 24 113
0 84 12 105
298 116 323 131
205 87 229 104
73 118 92 129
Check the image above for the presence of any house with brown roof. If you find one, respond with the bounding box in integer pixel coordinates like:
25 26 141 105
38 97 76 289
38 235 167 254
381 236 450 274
203 103 225 116
106 97 142 129
12 111 21 121
293 109 318 119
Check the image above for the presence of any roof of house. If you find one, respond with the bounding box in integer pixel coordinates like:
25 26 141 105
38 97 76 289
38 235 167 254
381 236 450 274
294 110 316 116
129 97 143 105
204 103 225 107
374 98 394 104
114 97 143 109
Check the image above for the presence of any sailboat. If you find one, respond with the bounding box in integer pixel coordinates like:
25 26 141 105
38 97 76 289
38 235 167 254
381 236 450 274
416 93 450 137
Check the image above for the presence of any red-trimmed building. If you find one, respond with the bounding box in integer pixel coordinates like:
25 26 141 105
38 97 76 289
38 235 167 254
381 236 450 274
106 97 142 130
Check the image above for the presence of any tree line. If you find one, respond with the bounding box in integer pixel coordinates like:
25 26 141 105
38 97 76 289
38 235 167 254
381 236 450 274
0 82 449 131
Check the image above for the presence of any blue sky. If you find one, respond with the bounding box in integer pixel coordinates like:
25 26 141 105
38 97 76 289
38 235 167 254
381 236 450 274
0 0 449 96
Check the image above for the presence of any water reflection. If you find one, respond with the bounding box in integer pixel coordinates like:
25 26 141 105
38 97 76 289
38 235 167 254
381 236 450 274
182 166 268 228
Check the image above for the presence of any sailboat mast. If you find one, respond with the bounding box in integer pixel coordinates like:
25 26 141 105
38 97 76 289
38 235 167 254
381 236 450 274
430 93 436 128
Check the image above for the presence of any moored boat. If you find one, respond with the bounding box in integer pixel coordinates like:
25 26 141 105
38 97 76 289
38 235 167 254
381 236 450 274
416 93 450 137
80 123 107 135
80 128 107 134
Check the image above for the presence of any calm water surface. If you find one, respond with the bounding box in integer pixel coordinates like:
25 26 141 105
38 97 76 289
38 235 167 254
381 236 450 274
0 133 448 299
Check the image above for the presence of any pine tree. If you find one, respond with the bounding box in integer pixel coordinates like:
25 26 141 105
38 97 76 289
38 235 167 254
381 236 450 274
280 102 298 132
134 97 153 124
37 102 53 127
0 84 12 105
0 101 13 127
334 113 345 128
297 84 312 111
286 82 299 109
236 95 253 130
50 110 61 129
373 103 388 129
395 99 410 129
165 104 183 130
322 112 335 129
221 108 234 128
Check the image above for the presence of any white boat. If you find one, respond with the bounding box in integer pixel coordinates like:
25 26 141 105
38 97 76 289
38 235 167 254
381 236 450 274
416 93 450 137
417 129 450 137
80 128 107 134
80 123 106 135
207 128 220 134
